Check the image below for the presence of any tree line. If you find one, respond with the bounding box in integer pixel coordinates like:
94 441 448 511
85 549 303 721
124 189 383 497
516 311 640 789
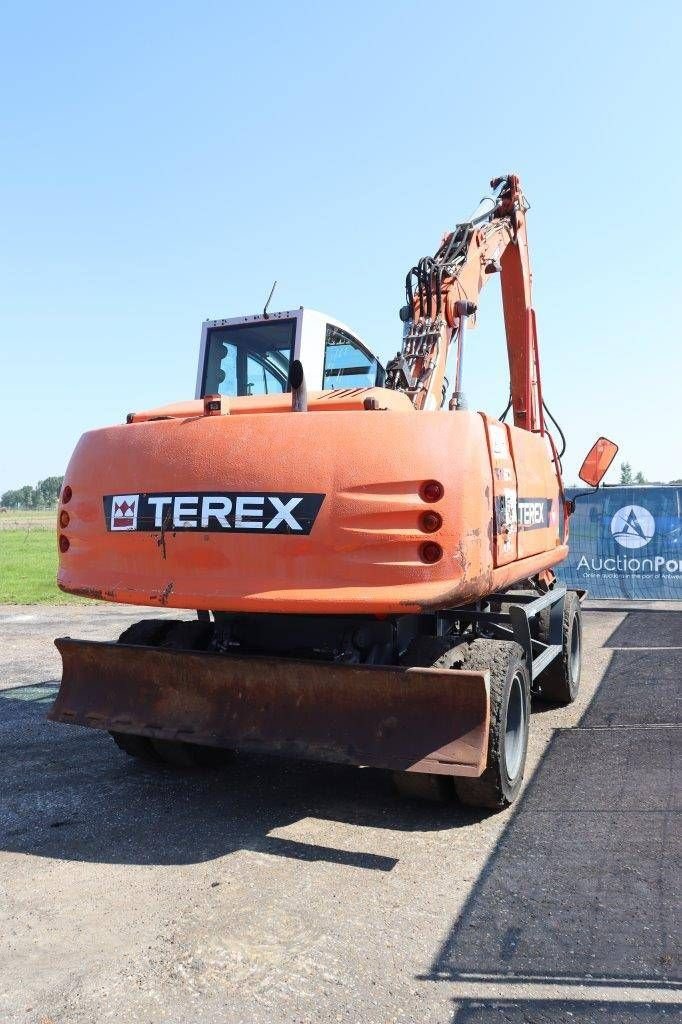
619 462 646 485
617 465 682 485
1 476 64 509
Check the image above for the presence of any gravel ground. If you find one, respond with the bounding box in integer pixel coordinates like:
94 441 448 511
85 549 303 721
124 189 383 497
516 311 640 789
0 601 679 1023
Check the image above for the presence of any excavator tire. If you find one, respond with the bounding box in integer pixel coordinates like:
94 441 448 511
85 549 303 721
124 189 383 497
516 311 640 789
391 637 463 803
111 730 162 762
392 636 531 810
158 619 214 652
117 618 175 647
452 639 530 811
109 618 233 769
150 738 233 769
535 591 582 704
109 620 175 763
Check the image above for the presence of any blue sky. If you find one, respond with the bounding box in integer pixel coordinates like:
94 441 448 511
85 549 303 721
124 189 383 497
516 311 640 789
1 0 680 493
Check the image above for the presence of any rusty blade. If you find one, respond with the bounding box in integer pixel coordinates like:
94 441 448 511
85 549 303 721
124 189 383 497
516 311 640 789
50 638 490 777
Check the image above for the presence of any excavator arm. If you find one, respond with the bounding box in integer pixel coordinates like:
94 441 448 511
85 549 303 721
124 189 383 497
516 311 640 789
386 174 545 435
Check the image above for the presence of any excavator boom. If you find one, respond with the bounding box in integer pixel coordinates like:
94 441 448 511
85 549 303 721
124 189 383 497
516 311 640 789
387 175 544 435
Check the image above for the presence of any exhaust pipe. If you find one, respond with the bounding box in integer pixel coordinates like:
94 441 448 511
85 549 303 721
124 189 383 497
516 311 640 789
289 359 308 412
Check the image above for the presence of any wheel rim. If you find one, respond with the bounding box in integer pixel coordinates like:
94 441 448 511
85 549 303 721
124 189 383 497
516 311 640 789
504 671 526 780
569 617 581 684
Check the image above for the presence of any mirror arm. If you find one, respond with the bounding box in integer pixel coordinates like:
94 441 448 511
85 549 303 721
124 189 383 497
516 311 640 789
567 484 601 515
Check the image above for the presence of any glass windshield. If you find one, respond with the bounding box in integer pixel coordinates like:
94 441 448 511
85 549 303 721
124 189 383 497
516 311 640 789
203 319 295 397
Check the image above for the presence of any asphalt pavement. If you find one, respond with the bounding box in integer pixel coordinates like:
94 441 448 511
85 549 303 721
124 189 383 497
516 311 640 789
0 601 679 1023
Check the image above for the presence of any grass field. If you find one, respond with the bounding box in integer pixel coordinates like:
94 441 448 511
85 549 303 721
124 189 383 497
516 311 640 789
0 509 56 531
0 512 83 603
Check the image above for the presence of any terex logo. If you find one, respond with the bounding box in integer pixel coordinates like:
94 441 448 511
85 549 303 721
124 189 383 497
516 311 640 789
610 505 655 549
517 498 551 530
104 492 325 535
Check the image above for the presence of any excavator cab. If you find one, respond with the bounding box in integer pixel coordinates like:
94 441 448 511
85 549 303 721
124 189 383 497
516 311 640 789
195 308 385 399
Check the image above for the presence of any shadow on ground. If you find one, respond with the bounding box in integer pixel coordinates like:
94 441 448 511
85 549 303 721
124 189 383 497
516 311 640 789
0 678 487 872
450 998 680 1022
605 610 682 649
421 608 681 1021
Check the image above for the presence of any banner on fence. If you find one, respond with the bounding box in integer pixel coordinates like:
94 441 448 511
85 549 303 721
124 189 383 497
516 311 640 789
556 485 682 600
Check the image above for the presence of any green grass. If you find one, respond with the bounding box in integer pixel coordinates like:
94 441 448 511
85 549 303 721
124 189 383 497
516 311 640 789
0 529 84 603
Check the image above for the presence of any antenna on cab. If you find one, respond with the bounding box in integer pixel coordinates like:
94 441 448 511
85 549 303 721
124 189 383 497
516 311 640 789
263 280 277 319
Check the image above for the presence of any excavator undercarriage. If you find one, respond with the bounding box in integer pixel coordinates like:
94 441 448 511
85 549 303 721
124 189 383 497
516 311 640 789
50 583 580 809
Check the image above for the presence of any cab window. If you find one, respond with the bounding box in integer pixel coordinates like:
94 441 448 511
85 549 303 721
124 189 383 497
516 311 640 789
203 319 295 397
323 324 383 389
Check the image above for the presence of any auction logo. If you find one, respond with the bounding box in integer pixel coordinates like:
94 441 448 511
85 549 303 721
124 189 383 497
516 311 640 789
610 505 655 549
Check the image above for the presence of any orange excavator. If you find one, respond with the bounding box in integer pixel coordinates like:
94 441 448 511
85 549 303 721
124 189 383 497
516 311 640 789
50 175 617 809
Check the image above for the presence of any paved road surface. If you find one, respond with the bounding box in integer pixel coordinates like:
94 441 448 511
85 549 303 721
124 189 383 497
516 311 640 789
0 602 679 1023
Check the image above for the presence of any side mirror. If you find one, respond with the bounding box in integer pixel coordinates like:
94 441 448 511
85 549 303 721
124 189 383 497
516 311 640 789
578 436 618 488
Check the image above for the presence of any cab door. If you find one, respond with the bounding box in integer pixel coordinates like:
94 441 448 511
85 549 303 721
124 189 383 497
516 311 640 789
508 427 562 559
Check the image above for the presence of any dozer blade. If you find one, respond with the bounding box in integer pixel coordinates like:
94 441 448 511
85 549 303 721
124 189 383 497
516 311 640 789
50 638 490 777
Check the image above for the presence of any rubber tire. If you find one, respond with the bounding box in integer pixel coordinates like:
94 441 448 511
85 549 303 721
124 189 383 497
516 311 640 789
155 620 233 769
152 619 233 768
110 618 231 769
111 731 162 762
151 738 233 769
400 636 463 670
452 639 531 811
535 592 582 704
159 619 214 652
111 619 175 762
117 618 174 647
391 638 465 802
